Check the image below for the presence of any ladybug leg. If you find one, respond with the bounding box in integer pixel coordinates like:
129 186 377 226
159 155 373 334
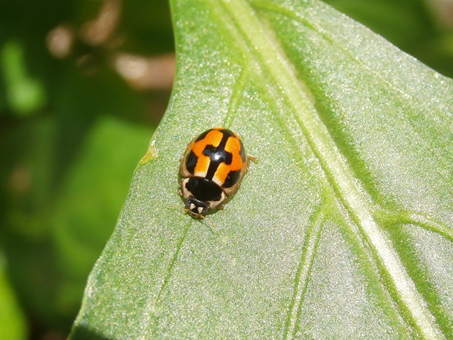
246 155 258 170
179 179 184 196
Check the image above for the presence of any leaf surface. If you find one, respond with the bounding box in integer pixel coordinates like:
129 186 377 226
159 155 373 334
71 0 453 338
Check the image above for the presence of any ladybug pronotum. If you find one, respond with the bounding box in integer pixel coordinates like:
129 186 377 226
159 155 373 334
180 128 254 218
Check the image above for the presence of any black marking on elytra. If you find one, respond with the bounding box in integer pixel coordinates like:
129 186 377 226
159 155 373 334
223 170 241 188
195 129 211 142
185 150 197 174
239 139 246 162
203 130 233 180
218 129 245 163
186 177 223 202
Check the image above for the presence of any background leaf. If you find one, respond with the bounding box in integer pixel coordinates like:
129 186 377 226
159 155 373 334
0 254 27 340
71 0 453 339
0 0 168 336
324 0 453 77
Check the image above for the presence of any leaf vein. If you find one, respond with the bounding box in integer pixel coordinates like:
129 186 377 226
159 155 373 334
217 0 445 338
283 207 324 339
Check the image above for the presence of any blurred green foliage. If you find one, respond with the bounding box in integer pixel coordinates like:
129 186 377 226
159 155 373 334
0 261 27 340
324 0 453 77
0 0 173 338
0 0 451 338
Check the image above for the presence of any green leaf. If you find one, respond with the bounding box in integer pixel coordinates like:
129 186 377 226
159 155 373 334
1 40 46 116
71 0 453 338
52 116 154 320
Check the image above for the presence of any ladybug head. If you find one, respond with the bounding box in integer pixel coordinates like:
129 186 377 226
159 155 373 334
185 197 209 218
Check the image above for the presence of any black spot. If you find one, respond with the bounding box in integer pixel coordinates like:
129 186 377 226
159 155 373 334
186 177 223 202
185 150 197 174
223 170 241 188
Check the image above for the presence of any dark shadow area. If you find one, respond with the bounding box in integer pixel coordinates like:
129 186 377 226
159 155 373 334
70 326 113 340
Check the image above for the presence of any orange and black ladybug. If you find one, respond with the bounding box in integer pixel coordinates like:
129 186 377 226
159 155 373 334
180 128 255 218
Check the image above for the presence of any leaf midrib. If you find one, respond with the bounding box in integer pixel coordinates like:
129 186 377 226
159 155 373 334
215 0 443 338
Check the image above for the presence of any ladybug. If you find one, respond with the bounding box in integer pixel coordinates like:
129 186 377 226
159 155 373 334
180 128 254 218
